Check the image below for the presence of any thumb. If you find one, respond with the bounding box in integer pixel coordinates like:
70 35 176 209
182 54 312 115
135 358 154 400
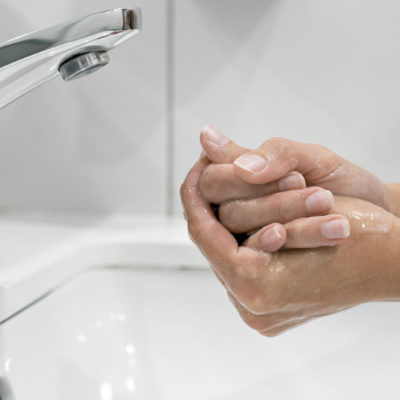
200 125 249 163
233 138 343 185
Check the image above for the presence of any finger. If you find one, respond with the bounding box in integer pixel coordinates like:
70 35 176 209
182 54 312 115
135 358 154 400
200 163 306 204
182 156 275 299
181 156 239 267
245 215 350 251
219 187 334 234
284 214 350 248
233 137 343 185
243 223 287 253
200 125 249 163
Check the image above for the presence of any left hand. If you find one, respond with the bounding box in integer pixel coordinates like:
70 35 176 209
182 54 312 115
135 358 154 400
181 157 400 337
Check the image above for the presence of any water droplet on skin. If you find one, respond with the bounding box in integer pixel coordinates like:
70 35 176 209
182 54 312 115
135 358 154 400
346 210 393 234
269 261 285 273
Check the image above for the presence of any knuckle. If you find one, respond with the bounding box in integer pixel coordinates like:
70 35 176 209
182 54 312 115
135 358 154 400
314 143 333 155
198 165 215 200
259 137 294 167
264 137 291 152
267 136 290 145
275 195 293 220
312 144 341 171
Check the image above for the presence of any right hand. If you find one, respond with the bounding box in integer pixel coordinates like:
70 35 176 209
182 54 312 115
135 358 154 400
200 125 393 213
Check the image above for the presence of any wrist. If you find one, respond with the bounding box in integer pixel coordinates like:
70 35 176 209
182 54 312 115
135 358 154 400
379 216 400 300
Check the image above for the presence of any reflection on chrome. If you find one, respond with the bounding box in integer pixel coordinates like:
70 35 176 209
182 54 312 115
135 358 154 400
0 8 142 109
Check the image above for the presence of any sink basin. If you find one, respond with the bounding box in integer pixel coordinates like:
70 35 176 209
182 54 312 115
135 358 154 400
0 214 399 399
1 267 400 399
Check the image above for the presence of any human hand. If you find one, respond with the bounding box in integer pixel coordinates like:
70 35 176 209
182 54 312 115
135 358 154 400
181 157 400 336
203 171 350 251
199 125 394 213
199 126 350 251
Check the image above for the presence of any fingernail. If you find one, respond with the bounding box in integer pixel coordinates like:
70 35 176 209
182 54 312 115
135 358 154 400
202 125 230 146
321 219 350 239
279 172 306 191
261 225 282 247
306 190 334 214
234 153 268 173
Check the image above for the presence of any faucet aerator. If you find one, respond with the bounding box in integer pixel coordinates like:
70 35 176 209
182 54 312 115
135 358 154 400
59 51 110 81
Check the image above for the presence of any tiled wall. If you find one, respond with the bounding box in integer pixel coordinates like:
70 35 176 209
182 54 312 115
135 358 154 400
1 1 400 215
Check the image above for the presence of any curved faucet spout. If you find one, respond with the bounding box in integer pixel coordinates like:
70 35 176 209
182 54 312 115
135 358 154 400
0 8 142 109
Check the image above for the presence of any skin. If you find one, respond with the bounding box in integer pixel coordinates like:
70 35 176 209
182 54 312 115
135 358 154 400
199 126 399 213
199 126 400 251
386 184 400 217
181 156 400 337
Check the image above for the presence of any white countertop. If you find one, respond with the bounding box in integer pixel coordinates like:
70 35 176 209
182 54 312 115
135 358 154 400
0 212 207 323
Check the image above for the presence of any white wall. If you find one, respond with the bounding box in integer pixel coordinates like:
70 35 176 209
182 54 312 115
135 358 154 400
172 0 400 213
0 0 168 214
1 1 400 215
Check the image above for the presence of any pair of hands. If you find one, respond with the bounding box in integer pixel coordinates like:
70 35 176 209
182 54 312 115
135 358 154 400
181 125 400 336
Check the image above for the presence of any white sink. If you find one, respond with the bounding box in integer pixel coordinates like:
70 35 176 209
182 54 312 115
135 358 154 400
0 214 399 399
1 267 400 399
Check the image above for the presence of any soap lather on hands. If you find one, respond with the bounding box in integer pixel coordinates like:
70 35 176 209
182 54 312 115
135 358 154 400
180 126 400 336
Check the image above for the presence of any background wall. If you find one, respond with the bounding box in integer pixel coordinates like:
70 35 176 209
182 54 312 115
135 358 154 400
0 0 400 215
0 0 168 214
172 0 400 212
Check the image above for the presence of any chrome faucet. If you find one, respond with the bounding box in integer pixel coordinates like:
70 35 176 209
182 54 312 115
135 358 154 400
0 8 142 109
